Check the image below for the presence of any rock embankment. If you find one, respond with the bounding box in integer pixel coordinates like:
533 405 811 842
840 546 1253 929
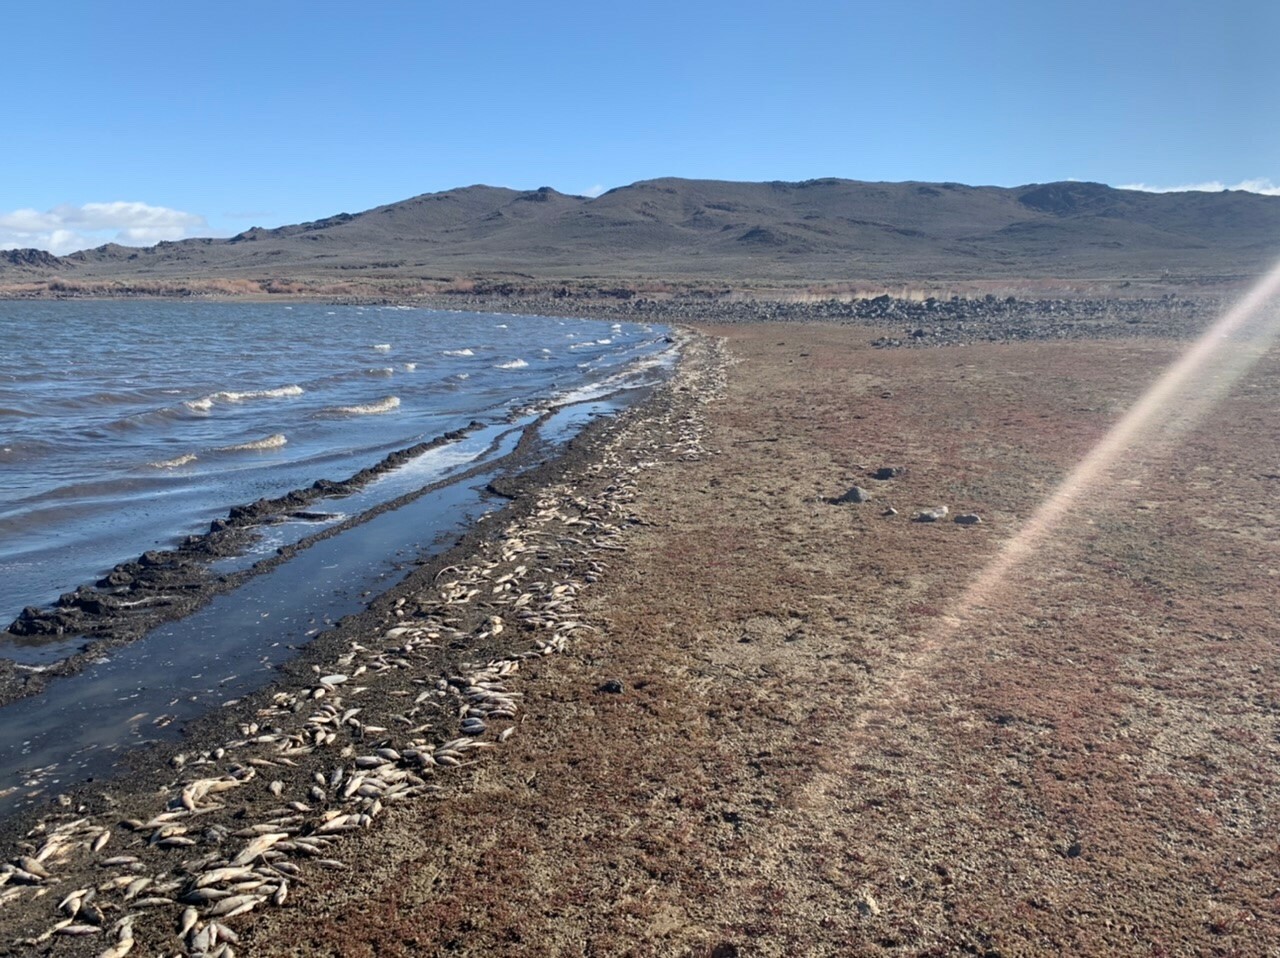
422 292 1214 345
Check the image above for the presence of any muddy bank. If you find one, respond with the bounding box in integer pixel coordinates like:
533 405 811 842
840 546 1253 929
0 421 499 708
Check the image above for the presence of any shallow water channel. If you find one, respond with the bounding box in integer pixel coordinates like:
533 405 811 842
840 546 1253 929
0 394 633 816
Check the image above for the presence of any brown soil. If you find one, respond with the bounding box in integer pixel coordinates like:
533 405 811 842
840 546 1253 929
4 319 1278 957
238 321 1280 956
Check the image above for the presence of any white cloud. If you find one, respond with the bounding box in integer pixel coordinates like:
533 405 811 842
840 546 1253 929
0 201 210 255
1118 177 1280 196
582 184 607 198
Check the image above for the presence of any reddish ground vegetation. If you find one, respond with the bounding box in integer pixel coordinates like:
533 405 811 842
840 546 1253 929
164 322 1280 955
15 321 1264 957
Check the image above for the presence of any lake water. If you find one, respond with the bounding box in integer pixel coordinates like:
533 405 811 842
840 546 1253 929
0 301 672 634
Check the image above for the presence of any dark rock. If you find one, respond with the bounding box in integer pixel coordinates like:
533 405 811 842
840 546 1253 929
871 467 904 480
954 513 982 525
834 486 870 504
598 678 625 694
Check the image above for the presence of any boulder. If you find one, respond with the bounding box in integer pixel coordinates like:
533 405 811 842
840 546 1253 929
835 486 871 504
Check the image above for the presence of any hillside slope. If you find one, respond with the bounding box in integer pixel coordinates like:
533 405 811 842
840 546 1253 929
4 178 1278 287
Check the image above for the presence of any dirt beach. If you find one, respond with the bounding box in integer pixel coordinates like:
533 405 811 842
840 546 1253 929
1 318 1277 956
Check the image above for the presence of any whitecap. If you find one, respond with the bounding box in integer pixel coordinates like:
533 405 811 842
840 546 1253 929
403 362 417 371
220 433 287 452
326 396 401 416
442 348 474 357
149 453 198 469
496 359 528 369
366 367 394 377
184 384 304 412
372 343 392 352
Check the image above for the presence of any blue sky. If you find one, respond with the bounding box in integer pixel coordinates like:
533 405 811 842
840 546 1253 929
3 0 1277 253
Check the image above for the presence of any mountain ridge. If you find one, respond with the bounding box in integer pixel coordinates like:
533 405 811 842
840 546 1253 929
3 177 1278 288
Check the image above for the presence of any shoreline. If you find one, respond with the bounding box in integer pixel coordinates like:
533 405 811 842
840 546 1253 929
2 306 1277 954
0 310 679 708
0 327 722 953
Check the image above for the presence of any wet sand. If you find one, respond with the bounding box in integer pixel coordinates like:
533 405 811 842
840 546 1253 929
2 319 1278 956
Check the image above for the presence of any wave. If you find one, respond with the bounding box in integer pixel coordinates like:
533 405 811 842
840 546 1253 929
185 384 304 412
323 396 401 416
442 348 474 357
403 362 417 371
365 367 394 377
371 344 392 352
218 433 288 452
496 359 528 370
149 453 198 469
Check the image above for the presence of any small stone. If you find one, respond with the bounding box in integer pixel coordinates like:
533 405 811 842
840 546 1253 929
954 513 982 525
598 678 625 694
883 507 898 517
835 486 871 504
856 891 881 917
871 466 904 480
914 506 949 522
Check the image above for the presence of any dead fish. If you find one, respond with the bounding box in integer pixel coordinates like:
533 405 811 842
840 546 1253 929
17 856 52 879
98 938 134 958
154 835 197 848
230 832 288 867
91 830 112 853
177 906 200 937
205 893 264 918
56 923 103 936
194 866 257 889
179 887 232 904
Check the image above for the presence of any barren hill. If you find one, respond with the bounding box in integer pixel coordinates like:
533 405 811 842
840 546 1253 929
4 178 1279 290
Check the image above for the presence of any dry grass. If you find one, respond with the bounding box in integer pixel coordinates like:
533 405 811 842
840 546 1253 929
234 322 1279 956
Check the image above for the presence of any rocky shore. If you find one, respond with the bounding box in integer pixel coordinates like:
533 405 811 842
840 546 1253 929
421 290 1216 345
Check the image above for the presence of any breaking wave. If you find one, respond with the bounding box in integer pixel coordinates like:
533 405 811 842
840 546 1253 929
149 453 198 469
185 385 304 412
324 396 401 416
496 359 528 369
218 434 288 452
442 348 474 357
